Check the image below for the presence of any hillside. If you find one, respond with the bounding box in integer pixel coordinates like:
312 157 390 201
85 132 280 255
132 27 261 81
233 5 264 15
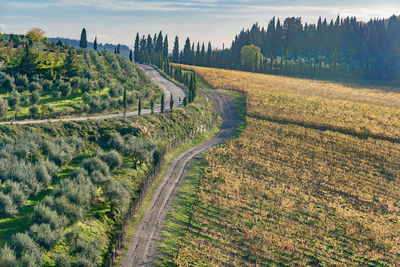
0 33 160 121
164 65 400 266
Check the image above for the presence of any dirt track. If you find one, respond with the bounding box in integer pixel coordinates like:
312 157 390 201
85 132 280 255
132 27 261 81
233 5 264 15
122 88 242 266
0 65 185 125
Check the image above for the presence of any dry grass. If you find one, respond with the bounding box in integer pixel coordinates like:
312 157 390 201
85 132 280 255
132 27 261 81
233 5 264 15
172 66 400 266
182 65 400 141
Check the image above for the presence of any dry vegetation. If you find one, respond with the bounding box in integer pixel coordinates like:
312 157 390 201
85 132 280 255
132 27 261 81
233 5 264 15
182 65 400 141
171 66 400 266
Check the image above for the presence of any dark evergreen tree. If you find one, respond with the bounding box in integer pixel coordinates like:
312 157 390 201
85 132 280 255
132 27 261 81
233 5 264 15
163 35 169 59
123 87 127 117
17 44 39 77
134 33 140 63
129 49 133 62
79 28 88 49
173 36 179 62
155 31 163 53
93 37 98 51
160 93 165 113
63 49 78 77
138 97 141 115
169 94 174 110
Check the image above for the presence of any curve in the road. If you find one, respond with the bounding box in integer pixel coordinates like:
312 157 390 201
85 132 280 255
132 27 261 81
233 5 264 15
122 88 242 267
0 65 186 125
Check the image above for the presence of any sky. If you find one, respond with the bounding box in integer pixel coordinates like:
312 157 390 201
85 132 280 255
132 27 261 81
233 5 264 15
0 0 399 49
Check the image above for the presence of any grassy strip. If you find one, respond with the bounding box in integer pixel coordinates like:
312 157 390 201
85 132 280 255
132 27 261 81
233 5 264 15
113 116 222 266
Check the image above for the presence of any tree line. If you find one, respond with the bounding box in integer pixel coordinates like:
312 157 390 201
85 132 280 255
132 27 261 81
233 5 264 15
141 15 400 84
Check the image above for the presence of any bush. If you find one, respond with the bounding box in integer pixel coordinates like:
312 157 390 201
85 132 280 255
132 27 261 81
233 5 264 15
81 157 109 176
75 238 99 263
35 163 52 187
42 79 53 92
54 196 84 222
55 253 70 267
15 74 29 87
9 186 28 208
0 97 8 118
30 90 40 104
2 74 15 91
105 133 125 152
0 245 17 266
95 149 122 171
29 223 61 249
18 250 42 267
10 232 40 257
8 90 20 108
29 105 39 118
58 81 72 97
28 82 42 93
104 180 130 211
32 203 67 229
0 192 17 217
109 84 123 98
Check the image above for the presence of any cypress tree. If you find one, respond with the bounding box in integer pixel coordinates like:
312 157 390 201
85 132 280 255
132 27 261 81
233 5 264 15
79 28 88 49
155 31 163 53
94 37 98 51
183 96 187 106
117 44 120 54
200 43 205 66
183 37 191 64
163 35 169 59
160 93 165 113
195 42 200 65
138 97 141 115
114 47 117 54
129 49 133 61
150 99 154 114
173 36 179 62
170 94 174 110
123 87 127 117
206 42 212 66
134 33 140 63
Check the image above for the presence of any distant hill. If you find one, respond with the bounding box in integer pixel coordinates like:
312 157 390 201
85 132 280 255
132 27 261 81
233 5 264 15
48 37 130 57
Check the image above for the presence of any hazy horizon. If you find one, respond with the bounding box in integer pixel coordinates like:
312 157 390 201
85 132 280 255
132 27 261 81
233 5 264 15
1 0 399 49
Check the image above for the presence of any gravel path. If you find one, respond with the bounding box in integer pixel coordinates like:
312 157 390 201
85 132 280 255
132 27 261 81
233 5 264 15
0 65 186 125
122 88 242 267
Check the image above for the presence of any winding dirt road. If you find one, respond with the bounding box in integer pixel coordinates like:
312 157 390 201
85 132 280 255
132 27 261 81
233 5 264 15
0 65 186 125
122 88 242 266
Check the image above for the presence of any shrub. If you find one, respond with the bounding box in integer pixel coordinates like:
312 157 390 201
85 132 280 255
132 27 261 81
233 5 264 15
32 203 67 229
95 149 122 171
28 82 42 93
109 84 123 98
8 90 20 108
15 74 29 87
55 253 70 267
29 223 61 249
81 157 109 176
10 232 40 257
75 238 99 263
89 170 110 185
30 90 40 104
35 163 52 187
0 97 8 118
42 79 53 92
9 186 28 208
0 192 17 217
29 105 39 118
0 245 17 266
18 250 42 267
105 133 125 152
104 180 130 211
58 81 71 97
54 196 84 222
2 74 15 91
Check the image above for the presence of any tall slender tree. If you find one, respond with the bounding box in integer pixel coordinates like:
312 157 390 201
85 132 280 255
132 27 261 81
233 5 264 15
160 93 165 113
79 28 88 49
129 49 133 62
138 97 141 115
123 88 127 117
163 35 169 59
170 94 174 110
134 33 140 62
173 36 179 62
93 37 98 51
